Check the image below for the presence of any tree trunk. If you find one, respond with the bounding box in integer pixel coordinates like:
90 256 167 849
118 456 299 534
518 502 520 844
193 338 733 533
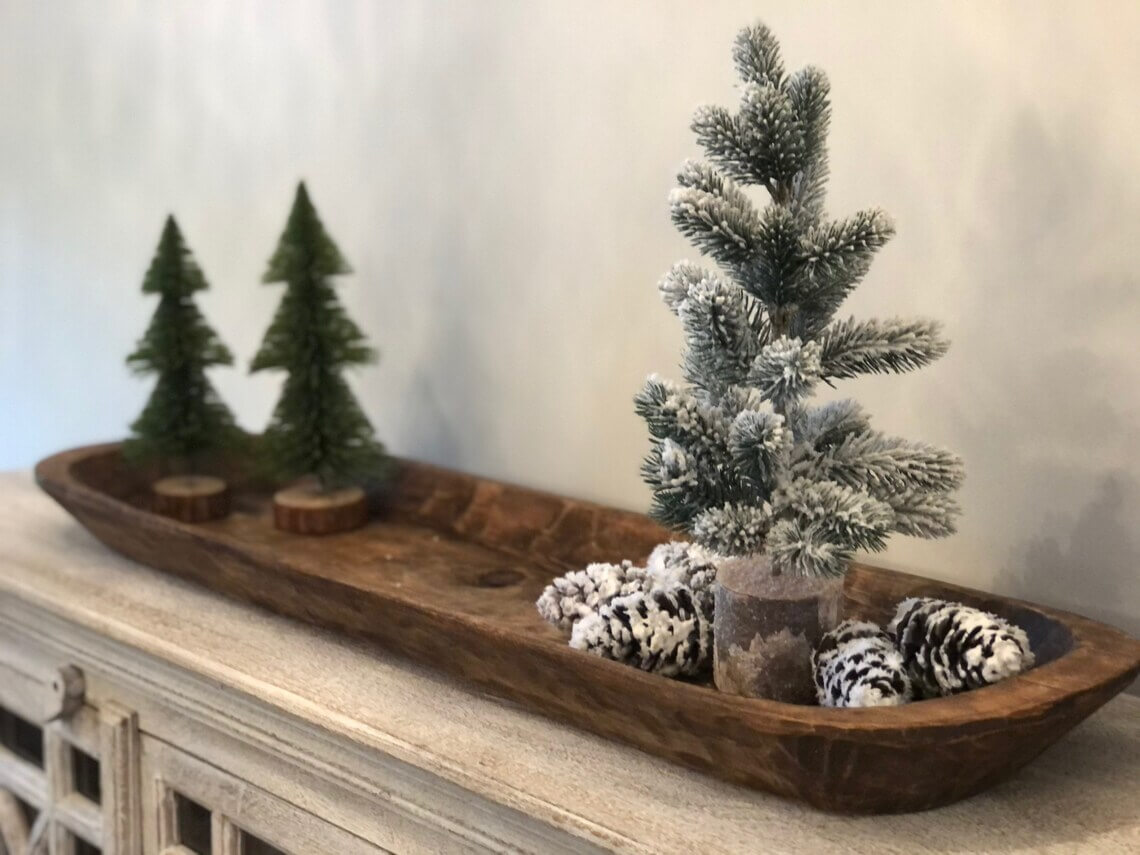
713 555 843 703
152 475 230 523
273 483 368 535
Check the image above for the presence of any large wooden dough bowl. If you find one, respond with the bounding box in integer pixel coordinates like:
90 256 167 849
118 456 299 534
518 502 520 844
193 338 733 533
35 443 1140 814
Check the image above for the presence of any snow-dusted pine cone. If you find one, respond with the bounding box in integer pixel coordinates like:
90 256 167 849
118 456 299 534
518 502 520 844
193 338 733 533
812 620 913 707
645 541 719 614
889 598 1035 697
570 586 711 677
536 560 649 632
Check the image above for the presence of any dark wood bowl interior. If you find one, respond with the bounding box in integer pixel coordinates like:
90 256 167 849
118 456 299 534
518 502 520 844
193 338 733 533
68 444 1075 679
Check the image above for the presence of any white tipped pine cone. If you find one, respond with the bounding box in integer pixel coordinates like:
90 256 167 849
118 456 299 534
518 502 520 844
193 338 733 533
570 586 711 677
645 540 719 614
812 620 913 707
535 560 649 632
889 598 1035 697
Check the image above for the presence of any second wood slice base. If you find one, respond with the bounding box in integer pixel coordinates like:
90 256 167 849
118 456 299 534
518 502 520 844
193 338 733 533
273 484 368 535
153 475 230 523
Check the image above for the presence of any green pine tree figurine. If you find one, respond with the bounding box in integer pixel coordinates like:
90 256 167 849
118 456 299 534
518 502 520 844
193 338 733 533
126 215 240 522
251 182 388 534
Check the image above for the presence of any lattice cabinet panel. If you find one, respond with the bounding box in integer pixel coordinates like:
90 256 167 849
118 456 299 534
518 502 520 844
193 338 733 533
0 660 140 855
140 737 383 855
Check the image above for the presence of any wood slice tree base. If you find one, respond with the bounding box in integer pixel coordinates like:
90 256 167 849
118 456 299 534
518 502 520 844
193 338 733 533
152 475 230 523
713 555 844 703
273 483 368 535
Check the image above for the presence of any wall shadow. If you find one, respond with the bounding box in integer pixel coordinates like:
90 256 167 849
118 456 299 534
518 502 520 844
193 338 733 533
943 107 1140 691
998 474 1140 690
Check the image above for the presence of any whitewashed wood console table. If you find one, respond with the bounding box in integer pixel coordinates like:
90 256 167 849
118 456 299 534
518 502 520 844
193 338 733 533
0 471 1137 855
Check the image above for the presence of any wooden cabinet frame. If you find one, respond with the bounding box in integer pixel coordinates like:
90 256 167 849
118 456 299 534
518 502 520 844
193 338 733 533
0 551 612 854
142 737 381 855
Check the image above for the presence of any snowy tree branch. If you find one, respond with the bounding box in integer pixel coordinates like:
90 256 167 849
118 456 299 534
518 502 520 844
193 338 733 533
749 336 822 410
795 430 965 497
789 399 869 450
691 501 774 554
732 23 785 88
776 477 894 553
818 317 949 379
669 165 762 269
795 210 895 325
657 261 708 315
887 491 960 538
679 274 766 393
691 106 761 186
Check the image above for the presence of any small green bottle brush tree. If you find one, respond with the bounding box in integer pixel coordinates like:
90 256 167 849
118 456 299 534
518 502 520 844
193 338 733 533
126 185 387 534
126 215 240 522
251 182 389 534
635 22 964 701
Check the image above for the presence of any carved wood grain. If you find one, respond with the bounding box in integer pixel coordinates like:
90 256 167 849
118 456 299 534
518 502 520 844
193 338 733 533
34 443 1140 814
99 703 141 855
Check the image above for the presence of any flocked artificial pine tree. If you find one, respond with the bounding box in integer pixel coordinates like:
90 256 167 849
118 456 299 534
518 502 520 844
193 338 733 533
630 21 968 698
251 182 388 489
591 21 965 699
127 216 239 468
126 216 240 522
633 21 967 699
638 22 963 574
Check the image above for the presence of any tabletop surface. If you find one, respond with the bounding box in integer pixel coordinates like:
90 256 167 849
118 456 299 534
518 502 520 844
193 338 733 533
0 471 1137 855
